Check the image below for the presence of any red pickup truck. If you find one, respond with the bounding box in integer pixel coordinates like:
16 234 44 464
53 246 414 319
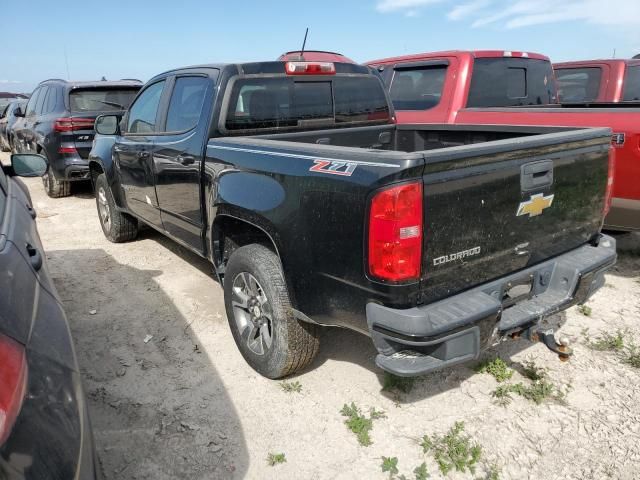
554 59 640 103
367 50 639 231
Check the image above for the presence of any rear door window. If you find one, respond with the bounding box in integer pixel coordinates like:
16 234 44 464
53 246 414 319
70 88 140 112
165 76 209 132
555 67 602 102
388 66 447 110
126 81 166 134
623 65 640 101
467 58 557 107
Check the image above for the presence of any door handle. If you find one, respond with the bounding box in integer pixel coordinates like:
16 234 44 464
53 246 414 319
137 151 150 160
26 243 42 271
521 160 554 192
176 155 195 165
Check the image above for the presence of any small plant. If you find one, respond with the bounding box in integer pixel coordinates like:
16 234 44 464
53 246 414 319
279 380 302 393
577 304 592 317
381 457 399 478
491 380 565 406
413 462 429 480
382 372 416 393
623 342 640 368
484 463 501 480
340 402 385 446
520 360 547 381
584 329 626 352
474 357 514 382
420 421 482 475
267 452 286 466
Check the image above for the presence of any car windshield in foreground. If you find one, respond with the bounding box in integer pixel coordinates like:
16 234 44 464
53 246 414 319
69 88 140 112
224 76 390 132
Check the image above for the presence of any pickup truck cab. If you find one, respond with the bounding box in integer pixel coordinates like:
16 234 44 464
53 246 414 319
367 50 640 231
554 59 640 103
89 60 615 378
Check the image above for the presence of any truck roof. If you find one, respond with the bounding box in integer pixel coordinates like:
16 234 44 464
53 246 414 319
554 58 640 69
277 51 355 63
38 79 143 89
366 50 550 66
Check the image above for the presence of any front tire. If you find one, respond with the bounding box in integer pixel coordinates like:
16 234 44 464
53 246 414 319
95 173 138 243
224 244 319 379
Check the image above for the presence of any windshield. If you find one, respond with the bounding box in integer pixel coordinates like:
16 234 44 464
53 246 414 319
224 76 390 132
69 87 140 112
467 57 557 107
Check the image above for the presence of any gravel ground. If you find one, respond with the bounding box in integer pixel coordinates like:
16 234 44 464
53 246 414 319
5 152 640 480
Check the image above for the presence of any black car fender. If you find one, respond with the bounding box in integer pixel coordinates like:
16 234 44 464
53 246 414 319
88 136 127 209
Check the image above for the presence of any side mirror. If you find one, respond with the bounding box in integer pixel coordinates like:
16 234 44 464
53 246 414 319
9 153 48 177
95 114 120 135
13 107 24 118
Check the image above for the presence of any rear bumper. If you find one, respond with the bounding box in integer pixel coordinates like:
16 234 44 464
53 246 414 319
366 235 617 377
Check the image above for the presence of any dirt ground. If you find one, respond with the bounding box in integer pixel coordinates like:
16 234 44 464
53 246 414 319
6 152 640 479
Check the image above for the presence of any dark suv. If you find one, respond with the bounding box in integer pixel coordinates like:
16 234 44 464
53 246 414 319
14 79 142 197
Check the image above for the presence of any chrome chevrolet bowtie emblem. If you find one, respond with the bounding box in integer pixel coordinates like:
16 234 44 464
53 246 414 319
517 193 554 217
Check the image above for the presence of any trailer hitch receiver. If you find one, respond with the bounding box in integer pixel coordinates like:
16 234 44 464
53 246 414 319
524 328 572 361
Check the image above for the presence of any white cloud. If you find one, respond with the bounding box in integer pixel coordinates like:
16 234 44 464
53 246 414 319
0 80 22 84
447 0 491 20
376 0 443 13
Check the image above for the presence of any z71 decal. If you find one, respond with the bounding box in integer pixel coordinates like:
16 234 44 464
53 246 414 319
309 160 358 176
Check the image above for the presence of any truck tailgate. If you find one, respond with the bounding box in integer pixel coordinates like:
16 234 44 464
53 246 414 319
419 127 611 303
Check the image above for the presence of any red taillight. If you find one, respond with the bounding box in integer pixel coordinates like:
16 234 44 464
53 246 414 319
54 117 95 132
368 182 423 282
285 61 336 75
604 148 615 216
58 146 77 154
0 334 27 445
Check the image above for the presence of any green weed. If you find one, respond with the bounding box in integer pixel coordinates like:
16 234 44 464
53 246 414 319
381 457 399 478
340 403 385 446
420 421 482 476
382 372 416 394
279 380 302 393
474 358 514 382
266 452 286 466
577 304 592 317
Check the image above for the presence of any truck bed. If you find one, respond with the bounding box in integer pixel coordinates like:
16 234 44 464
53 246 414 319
210 124 611 329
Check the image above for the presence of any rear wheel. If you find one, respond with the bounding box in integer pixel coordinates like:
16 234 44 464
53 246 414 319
95 173 138 242
41 152 70 198
223 244 319 379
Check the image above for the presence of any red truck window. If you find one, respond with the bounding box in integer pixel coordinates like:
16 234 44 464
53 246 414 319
467 58 556 107
555 67 602 102
388 66 446 111
622 65 640 101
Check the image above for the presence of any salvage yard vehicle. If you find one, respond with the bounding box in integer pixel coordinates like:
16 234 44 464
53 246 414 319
14 78 142 198
367 50 640 231
0 153 99 478
554 58 640 103
88 60 616 379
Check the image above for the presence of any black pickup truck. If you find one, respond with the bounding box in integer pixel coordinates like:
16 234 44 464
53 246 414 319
88 60 616 378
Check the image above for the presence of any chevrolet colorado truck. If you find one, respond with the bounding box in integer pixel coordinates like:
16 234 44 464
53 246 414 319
367 50 640 231
88 60 616 378
554 58 640 103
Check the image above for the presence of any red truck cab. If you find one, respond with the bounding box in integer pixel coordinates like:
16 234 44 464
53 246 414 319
367 50 639 231
554 59 640 103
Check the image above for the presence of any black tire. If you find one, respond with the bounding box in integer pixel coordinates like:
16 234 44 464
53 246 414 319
42 152 71 198
224 244 319 379
95 173 138 243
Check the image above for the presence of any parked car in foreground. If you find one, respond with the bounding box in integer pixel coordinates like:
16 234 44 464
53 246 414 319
89 59 615 379
367 49 640 231
0 100 27 152
0 92 28 112
0 153 99 479
14 78 142 198
554 58 640 103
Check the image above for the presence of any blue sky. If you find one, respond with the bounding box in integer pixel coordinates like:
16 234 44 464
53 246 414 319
2 0 639 93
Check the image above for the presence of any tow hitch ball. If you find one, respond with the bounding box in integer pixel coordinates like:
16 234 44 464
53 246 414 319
521 328 573 361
